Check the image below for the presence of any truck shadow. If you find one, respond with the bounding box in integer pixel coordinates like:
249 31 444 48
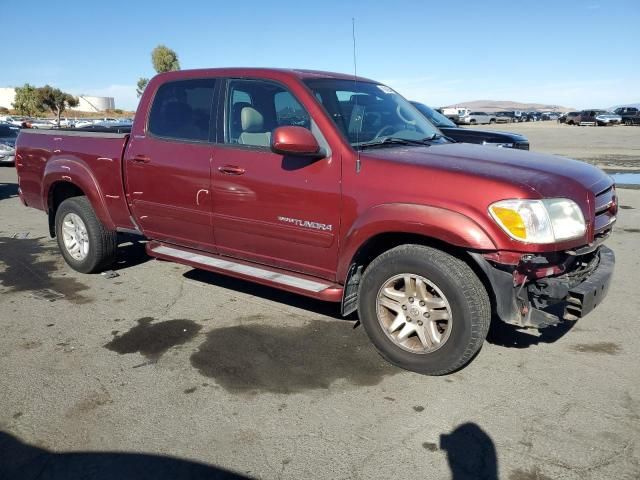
112 235 152 271
0 431 251 480
0 182 18 201
182 269 349 320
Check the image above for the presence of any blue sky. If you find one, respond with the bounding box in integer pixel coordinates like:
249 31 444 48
4 0 639 110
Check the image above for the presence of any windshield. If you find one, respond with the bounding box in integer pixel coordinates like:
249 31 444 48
411 102 456 128
304 79 440 148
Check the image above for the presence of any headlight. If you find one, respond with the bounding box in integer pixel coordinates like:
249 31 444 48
489 198 586 244
0 143 14 153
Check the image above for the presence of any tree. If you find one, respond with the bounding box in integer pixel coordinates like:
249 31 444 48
136 45 180 98
12 83 44 117
151 45 180 73
37 86 79 126
136 77 149 98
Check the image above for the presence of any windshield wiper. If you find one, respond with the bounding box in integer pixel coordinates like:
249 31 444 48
357 136 435 149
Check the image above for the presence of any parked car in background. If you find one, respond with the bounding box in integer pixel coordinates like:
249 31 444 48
574 110 621 126
0 122 19 164
411 102 529 149
73 119 97 129
594 111 622 126
560 112 580 125
441 107 470 123
614 107 640 125
28 118 56 129
523 111 540 122
0 116 29 127
540 112 560 121
495 111 515 123
457 111 496 125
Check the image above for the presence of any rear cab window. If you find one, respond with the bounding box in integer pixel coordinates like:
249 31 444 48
148 78 217 142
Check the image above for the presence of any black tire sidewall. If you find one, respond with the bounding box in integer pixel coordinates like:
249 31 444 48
358 251 481 374
55 198 103 274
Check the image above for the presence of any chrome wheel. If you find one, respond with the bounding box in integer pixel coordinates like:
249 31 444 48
61 213 89 261
376 274 452 354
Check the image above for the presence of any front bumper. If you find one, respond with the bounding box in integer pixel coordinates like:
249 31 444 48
0 153 15 163
471 246 615 328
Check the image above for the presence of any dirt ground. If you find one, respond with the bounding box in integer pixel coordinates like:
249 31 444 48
467 122 640 171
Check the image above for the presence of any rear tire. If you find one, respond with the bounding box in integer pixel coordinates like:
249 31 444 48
55 196 117 273
357 245 491 375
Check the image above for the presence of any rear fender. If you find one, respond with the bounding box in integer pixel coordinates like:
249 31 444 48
338 203 496 281
42 156 115 230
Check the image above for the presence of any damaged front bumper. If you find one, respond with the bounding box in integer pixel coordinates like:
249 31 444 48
470 246 615 328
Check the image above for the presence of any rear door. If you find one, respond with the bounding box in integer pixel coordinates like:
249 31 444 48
124 78 219 251
210 78 341 280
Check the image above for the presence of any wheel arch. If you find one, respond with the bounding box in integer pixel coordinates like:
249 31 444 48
338 203 496 282
337 204 497 317
43 158 115 237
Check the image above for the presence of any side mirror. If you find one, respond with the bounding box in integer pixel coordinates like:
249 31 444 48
271 126 325 158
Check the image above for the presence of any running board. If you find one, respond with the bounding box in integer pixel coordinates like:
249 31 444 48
147 242 343 302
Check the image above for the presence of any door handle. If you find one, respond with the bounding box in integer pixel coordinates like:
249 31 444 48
132 154 151 164
218 165 245 175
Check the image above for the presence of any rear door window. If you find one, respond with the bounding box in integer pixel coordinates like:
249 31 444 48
148 79 217 142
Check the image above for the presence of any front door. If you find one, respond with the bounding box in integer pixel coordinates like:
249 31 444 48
211 78 341 280
124 78 219 251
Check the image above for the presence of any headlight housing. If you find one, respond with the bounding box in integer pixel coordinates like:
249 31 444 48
489 198 586 244
0 143 15 153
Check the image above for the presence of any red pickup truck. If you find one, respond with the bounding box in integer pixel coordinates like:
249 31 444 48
15 68 616 375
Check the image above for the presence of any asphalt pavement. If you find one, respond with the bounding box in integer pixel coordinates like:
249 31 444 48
1 165 639 480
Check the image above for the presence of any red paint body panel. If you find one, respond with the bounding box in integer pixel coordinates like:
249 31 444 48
15 68 615 297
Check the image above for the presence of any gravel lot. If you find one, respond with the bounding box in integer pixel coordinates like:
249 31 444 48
467 122 640 171
1 162 639 479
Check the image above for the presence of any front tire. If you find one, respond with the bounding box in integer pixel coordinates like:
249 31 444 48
357 245 490 375
55 196 117 273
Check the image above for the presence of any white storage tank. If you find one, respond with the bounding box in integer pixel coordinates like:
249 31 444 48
0 87 17 109
72 95 115 112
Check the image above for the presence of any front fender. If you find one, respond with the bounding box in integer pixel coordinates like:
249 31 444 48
338 203 496 281
42 156 116 230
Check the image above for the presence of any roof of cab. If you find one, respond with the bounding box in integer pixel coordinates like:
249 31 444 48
152 67 377 84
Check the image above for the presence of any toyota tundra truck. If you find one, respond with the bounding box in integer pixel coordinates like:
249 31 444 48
14 68 617 375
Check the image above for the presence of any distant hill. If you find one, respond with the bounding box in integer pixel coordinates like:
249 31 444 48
442 100 574 112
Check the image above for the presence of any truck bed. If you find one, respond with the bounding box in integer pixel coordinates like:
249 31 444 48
15 129 135 230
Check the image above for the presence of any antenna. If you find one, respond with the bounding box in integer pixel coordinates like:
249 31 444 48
352 17 361 173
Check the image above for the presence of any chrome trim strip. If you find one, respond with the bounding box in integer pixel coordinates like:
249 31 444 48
151 245 331 292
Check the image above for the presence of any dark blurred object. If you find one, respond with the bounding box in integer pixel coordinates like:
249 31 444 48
440 423 498 480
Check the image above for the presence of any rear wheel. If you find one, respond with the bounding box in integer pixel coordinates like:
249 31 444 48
55 196 117 273
357 245 490 375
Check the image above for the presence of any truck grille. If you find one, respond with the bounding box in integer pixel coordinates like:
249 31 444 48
593 185 616 238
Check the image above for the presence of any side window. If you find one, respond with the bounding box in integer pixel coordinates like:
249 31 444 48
148 78 216 142
226 79 310 147
274 91 310 129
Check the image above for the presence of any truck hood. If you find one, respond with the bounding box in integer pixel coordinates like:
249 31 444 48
362 142 612 198
439 127 527 144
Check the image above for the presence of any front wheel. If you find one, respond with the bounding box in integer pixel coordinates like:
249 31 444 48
357 245 491 375
55 196 117 273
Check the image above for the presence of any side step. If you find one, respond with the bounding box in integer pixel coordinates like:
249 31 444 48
146 241 343 302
